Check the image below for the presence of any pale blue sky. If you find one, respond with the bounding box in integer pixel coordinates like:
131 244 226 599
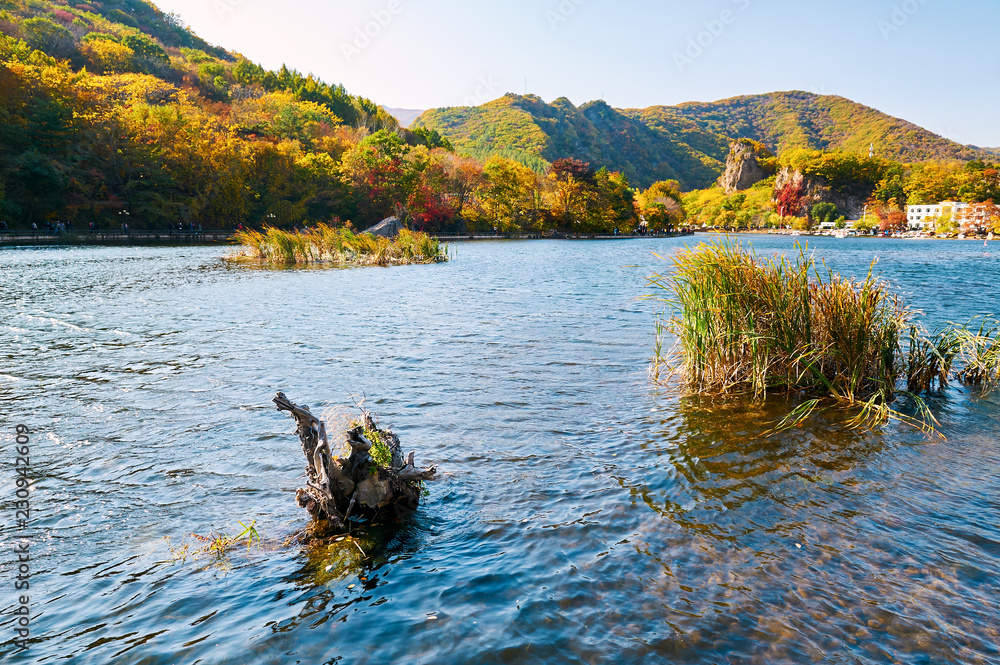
153 0 1000 146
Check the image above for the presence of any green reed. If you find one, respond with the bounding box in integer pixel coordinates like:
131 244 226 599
652 241 1000 434
905 325 962 393
232 224 447 266
953 317 1000 394
650 240 930 432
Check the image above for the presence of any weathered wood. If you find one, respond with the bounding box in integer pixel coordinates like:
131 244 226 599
274 392 436 529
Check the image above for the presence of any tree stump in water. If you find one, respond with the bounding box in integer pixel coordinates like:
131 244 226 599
274 392 437 530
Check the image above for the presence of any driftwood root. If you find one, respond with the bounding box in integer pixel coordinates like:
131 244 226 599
274 392 436 528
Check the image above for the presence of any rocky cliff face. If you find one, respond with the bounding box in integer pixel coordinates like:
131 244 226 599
774 167 869 220
719 140 772 194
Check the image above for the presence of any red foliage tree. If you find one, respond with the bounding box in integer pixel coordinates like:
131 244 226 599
774 180 804 217
878 210 908 233
407 183 457 231
549 158 594 184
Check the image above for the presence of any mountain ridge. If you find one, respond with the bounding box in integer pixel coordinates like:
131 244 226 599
414 91 993 190
382 106 426 128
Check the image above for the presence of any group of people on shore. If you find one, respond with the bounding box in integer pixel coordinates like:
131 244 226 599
26 220 75 234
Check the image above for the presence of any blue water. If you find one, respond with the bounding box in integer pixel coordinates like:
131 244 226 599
1 236 998 664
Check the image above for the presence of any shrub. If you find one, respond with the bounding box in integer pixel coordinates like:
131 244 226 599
21 16 75 58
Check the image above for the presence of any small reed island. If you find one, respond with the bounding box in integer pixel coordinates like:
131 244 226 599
650 240 1000 433
231 218 447 266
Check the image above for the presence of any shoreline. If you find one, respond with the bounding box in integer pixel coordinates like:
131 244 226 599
696 230 993 241
0 232 236 247
429 231 695 241
1 230 696 247
3 229 992 248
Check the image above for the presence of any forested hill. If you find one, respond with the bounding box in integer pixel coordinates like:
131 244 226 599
414 91 994 190
0 0 399 228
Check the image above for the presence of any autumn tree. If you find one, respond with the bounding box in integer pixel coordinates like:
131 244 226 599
547 158 594 232
404 147 460 231
637 180 683 232
473 156 539 232
879 210 908 233
774 180 804 217
339 130 410 225
715 210 737 230
957 201 999 235
440 153 485 221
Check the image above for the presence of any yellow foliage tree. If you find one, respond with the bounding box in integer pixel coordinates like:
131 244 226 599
81 39 135 74
637 180 684 231
472 156 539 232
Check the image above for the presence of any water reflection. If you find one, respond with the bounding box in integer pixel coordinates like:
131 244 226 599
605 392 1000 663
635 395 891 521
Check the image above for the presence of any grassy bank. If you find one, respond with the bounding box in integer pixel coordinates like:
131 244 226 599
650 240 1000 432
231 225 447 266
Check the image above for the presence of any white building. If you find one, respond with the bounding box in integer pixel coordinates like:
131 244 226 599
906 201 968 230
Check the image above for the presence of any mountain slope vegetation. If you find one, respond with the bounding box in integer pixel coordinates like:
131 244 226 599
415 91 993 190
0 0 402 228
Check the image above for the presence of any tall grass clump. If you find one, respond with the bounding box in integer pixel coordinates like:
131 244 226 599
650 240 931 432
232 224 447 267
953 317 1000 394
652 241 1000 434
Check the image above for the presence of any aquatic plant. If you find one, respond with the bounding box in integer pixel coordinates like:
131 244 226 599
231 224 447 266
201 520 260 557
170 520 261 563
649 240 927 432
651 241 1000 434
953 317 1000 394
905 325 962 393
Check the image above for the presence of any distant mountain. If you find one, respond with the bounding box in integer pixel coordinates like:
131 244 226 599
383 107 426 128
414 91 995 190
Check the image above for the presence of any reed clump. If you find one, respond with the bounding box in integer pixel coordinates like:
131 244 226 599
953 318 1000 394
231 224 447 266
650 240 1000 433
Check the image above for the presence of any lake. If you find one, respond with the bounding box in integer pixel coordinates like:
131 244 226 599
1 236 999 664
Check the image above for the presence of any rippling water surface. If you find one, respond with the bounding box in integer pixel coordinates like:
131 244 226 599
1 236 999 664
